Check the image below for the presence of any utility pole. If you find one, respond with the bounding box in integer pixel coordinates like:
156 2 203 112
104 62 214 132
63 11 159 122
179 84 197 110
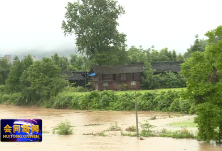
135 91 139 137
85 58 87 92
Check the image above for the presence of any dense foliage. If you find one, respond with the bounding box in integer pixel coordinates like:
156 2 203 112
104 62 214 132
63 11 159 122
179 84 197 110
2 56 68 106
62 0 128 65
0 88 193 114
142 61 186 89
0 58 10 85
181 25 222 143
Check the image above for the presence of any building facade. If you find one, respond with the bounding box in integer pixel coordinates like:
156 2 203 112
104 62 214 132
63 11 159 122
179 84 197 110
91 64 143 91
61 71 88 87
90 61 184 91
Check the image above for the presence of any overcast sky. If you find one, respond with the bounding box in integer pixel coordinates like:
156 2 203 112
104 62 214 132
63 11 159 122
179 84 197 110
0 0 221 55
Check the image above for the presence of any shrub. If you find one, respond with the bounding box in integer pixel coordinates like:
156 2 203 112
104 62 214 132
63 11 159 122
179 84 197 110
179 99 191 114
125 125 136 132
154 91 179 111
137 92 157 111
108 122 122 131
52 120 74 135
75 86 85 92
140 120 155 137
0 85 5 94
169 98 180 112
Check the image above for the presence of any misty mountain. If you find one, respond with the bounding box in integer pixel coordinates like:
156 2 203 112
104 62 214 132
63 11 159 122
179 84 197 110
11 48 80 60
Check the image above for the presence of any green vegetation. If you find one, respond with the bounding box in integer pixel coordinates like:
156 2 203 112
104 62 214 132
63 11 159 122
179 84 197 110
0 88 193 113
125 126 136 132
0 0 221 144
52 120 74 135
167 119 197 128
85 124 103 126
121 121 195 139
97 131 106 137
181 25 222 143
142 61 186 89
158 128 195 139
140 120 156 137
108 122 122 131
62 0 128 66
121 131 137 137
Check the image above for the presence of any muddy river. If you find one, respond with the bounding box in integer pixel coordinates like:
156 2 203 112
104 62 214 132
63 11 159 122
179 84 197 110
0 104 222 151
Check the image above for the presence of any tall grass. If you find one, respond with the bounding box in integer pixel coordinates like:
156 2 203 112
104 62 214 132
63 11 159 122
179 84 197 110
52 120 74 135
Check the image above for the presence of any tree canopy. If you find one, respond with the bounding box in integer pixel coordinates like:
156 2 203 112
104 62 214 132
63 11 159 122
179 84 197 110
62 0 128 65
181 25 222 142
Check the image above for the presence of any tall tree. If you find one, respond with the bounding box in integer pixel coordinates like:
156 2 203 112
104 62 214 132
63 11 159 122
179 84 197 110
62 0 127 65
0 58 10 85
5 55 33 93
141 61 157 89
184 34 208 58
25 58 68 104
172 50 177 61
51 53 60 66
181 25 222 143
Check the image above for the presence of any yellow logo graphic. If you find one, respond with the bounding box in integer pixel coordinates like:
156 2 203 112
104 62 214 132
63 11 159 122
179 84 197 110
13 125 21 133
32 125 39 133
22 125 30 133
4 124 39 133
4 124 12 133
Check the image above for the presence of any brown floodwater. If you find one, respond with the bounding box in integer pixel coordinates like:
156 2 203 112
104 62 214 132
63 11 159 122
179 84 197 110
0 104 222 151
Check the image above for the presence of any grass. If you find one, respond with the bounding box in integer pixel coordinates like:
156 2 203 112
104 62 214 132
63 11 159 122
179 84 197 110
108 122 122 131
52 120 74 135
125 125 136 132
93 131 106 137
42 130 50 133
85 124 103 126
167 119 197 128
121 131 137 137
62 87 186 96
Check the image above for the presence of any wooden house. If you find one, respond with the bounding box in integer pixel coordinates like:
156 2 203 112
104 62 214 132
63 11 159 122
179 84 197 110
91 64 143 91
151 61 184 74
61 71 88 87
90 61 184 90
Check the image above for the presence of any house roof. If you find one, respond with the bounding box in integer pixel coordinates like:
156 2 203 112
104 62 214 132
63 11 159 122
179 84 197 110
61 71 85 80
151 61 184 73
92 61 184 74
92 64 144 74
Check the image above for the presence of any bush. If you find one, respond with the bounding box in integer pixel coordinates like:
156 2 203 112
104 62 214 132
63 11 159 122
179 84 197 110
0 85 5 94
169 98 180 112
179 99 191 114
137 92 157 111
53 120 74 135
154 91 179 111
75 86 85 92
140 120 155 137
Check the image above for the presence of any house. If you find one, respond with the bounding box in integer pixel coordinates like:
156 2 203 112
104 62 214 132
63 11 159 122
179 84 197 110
151 61 184 74
61 71 88 87
90 61 184 90
91 64 143 91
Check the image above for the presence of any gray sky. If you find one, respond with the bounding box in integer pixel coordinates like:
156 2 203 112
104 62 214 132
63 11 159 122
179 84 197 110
0 0 221 55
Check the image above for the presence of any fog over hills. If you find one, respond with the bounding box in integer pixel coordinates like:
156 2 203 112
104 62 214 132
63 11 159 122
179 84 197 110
10 47 79 60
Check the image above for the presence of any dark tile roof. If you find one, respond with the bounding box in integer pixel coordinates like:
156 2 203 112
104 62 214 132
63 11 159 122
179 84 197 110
151 61 184 73
61 71 85 80
92 61 184 74
92 64 144 74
